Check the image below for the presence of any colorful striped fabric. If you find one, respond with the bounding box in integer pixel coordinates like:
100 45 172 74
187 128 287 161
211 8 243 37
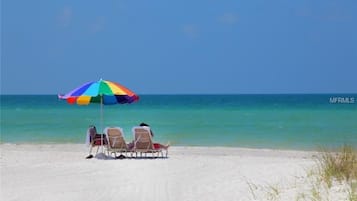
59 79 139 105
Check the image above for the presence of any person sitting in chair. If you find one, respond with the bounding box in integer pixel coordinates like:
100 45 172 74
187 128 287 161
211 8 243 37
85 125 108 159
127 122 170 150
138 122 170 149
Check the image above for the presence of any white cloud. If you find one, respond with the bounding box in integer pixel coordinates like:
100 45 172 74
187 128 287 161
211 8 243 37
57 6 72 27
218 13 238 25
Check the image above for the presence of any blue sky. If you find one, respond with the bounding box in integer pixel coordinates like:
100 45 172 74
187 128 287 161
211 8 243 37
1 0 356 94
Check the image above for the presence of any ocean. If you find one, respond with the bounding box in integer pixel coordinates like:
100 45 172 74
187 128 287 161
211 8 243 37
1 94 356 150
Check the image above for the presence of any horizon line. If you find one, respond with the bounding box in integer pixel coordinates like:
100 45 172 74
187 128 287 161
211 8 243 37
1 92 357 96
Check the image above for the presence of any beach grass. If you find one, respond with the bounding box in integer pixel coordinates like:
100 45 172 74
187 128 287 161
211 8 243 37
265 184 281 201
316 145 357 201
317 145 357 185
305 144 357 201
245 144 357 201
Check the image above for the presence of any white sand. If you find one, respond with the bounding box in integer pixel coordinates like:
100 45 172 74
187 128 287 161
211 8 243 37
0 144 350 201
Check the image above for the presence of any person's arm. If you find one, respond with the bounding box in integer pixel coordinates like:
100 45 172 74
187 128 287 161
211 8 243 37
150 129 154 137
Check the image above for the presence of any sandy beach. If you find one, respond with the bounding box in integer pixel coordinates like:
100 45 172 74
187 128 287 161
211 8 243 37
0 144 351 201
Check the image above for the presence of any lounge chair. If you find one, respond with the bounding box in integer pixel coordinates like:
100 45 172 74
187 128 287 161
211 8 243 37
85 125 108 159
132 126 167 158
104 127 130 158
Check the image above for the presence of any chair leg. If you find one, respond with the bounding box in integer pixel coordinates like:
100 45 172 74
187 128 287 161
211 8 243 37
88 146 93 155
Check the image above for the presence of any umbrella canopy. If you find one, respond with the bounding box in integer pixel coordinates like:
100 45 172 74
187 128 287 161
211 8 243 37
59 79 139 152
59 79 139 105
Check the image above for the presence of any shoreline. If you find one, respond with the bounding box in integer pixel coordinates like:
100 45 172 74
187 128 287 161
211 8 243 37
0 143 318 154
0 142 331 153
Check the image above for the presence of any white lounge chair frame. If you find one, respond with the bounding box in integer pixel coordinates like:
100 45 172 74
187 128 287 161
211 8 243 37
105 127 131 158
132 126 166 158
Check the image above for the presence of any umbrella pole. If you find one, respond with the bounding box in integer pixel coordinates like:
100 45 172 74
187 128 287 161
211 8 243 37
100 94 104 153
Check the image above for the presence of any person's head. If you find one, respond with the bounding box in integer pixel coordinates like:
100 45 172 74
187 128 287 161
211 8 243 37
88 125 97 136
139 122 154 137
139 122 149 127
89 125 96 131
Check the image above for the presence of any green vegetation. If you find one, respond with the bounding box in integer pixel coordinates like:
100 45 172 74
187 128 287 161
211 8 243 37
265 184 280 201
246 180 258 200
317 145 357 186
312 144 357 201
246 144 357 201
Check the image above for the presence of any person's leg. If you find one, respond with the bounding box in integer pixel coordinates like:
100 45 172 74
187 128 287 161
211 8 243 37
127 141 134 150
161 143 170 149
86 144 94 159
153 143 170 158
154 142 170 149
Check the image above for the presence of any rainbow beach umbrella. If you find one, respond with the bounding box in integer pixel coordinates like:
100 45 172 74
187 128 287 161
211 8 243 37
59 79 139 105
59 79 139 149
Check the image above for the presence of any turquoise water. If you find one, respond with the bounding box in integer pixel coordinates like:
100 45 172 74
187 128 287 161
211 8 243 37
1 94 356 150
